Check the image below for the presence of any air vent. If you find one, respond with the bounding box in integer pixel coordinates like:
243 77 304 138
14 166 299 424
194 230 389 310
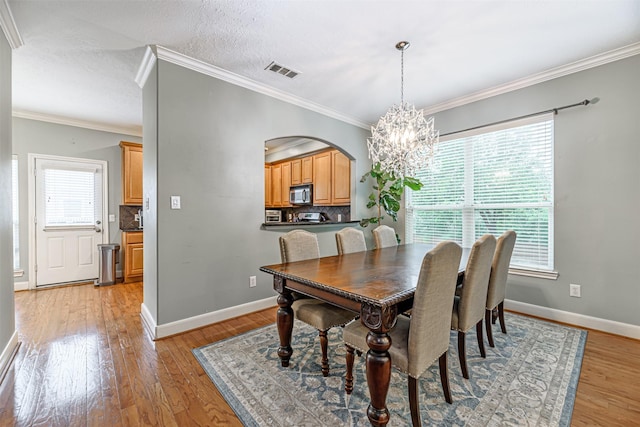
265 61 300 79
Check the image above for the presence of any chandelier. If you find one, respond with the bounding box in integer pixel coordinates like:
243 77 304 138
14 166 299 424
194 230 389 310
367 41 439 179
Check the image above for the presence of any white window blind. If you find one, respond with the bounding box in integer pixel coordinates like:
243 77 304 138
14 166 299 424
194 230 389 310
43 167 96 226
407 114 554 271
12 156 19 270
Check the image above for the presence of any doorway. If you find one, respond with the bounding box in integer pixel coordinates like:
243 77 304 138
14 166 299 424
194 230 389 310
28 154 109 288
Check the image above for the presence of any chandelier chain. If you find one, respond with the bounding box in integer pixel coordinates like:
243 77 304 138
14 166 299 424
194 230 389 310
400 48 404 104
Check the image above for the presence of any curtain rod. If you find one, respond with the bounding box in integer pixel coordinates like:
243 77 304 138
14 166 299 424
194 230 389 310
439 97 599 138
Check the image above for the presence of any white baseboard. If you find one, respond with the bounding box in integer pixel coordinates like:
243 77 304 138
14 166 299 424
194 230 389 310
0 330 20 385
14 281 28 291
140 302 158 340
148 296 278 340
505 299 640 340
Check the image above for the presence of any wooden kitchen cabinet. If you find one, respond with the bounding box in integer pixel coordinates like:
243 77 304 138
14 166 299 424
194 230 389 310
291 159 302 185
281 161 292 207
331 150 351 205
122 231 143 283
120 141 143 205
271 163 282 207
265 164 272 207
302 156 313 183
313 151 332 205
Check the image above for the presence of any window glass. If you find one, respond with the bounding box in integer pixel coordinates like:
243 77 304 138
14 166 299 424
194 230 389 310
12 156 19 270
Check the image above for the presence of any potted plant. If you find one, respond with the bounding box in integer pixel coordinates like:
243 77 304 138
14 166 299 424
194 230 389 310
359 162 423 238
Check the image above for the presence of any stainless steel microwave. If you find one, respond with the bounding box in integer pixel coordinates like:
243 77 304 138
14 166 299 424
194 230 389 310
289 184 312 205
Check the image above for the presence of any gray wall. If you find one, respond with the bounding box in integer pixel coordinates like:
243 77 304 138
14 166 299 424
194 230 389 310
146 59 372 325
12 118 141 283
0 30 15 359
425 55 640 326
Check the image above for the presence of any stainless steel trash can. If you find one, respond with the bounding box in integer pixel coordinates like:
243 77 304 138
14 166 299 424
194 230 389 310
96 243 120 286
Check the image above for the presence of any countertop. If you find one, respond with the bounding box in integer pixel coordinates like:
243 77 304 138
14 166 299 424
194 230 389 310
262 220 360 228
121 229 143 232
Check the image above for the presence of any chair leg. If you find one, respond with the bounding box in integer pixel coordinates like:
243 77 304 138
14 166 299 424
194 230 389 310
476 320 486 358
345 345 355 394
485 309 495 348
438 353 452 404
319 329 329 377
491 307 498 324
498 301 507 334
408 376 422 427
457 331 469 379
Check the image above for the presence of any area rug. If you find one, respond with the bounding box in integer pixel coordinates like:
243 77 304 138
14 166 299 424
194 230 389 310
193 313 586 426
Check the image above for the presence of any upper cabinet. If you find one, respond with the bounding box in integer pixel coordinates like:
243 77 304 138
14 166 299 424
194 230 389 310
266 148 350 208
120 141 143 205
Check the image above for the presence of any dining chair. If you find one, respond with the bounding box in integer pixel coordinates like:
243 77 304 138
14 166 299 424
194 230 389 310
451 234 496 379
485 230 517 347
343 241 463 426
372 225 398 249
335 227 367 254
279 229 357 376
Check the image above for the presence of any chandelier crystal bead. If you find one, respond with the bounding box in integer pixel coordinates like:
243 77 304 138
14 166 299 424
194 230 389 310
367 41 439 179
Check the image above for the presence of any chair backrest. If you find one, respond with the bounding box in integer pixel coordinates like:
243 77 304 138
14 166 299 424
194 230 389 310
372 225 397 249
456 234 496 331
486 230 517 310
407 241 463 377
335 227 367 255
279 229 320 263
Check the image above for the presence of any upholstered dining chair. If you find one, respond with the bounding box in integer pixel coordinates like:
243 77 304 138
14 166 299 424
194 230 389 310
372 225 398 249
279 229 357 376
485 230 517 347
451 234 496 379
335 227 367 255
343 241 463 426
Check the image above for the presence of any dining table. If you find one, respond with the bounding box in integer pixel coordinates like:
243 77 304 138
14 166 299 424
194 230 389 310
260 243 469 426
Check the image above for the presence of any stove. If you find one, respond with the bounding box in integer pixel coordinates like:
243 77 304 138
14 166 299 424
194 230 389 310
297 212 321 223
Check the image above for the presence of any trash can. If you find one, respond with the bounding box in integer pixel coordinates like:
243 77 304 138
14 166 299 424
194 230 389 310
96 243 120 286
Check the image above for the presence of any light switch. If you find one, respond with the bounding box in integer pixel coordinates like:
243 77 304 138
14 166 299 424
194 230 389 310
170 196 181 209
108 214 116 222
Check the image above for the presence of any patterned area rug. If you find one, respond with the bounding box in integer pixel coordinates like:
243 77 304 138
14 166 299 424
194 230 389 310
193 313 586 426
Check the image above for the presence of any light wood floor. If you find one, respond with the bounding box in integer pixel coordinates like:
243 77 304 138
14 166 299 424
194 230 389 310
0 282 638 426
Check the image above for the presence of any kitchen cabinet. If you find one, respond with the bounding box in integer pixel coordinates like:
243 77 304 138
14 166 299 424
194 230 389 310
302 156 313 183
331 150 351 205
122 231 143 283
120 141 143 205
313 150 351 206
271 163 282 207
281 161 292 207
291 159 302 185
265 164 272 207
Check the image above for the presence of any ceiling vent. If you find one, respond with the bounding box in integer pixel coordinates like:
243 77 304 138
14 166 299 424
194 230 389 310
265 61 300 79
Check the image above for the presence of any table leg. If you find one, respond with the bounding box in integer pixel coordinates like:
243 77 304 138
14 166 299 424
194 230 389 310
274 277 293 367
361 303 397 427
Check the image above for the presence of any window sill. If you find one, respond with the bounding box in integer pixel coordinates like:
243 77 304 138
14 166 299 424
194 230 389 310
509 267 558 280
13 269 24 278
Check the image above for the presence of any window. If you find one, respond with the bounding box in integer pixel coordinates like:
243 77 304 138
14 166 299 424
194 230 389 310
406 114 554 272
43 167 96 227
12 155 20 270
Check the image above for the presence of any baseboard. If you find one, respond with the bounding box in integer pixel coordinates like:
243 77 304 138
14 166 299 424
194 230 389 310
154 296 278 340
0 330 20 385
14 281 28 291
505 299 640 340
140 302 158 340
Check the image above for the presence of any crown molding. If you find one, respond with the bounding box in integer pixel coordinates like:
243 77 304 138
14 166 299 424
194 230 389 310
135 45 157 88
12 110 143 137
423 42 640 116
139 45 370 130
0 0 23 49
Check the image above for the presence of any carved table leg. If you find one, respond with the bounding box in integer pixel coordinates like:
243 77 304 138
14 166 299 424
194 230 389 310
274 277 293 367
361 303 397 427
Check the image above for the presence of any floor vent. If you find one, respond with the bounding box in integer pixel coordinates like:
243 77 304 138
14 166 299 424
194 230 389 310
265 61 300 79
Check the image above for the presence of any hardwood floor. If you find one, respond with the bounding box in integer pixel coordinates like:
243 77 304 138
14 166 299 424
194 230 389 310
0 282 638 426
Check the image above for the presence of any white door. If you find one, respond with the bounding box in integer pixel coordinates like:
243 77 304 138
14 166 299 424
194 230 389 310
33 156 107 287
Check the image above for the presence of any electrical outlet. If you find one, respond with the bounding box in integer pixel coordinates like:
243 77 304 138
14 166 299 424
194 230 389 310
249 276 257 288
338 214 342 222
569 283 581 298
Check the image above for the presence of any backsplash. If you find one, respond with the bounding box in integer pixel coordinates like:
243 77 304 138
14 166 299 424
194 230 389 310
279 206 351 223
119 205 143 230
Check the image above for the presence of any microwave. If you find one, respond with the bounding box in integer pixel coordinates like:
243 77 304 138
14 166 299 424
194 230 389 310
290 184 312 205
265 210 281 223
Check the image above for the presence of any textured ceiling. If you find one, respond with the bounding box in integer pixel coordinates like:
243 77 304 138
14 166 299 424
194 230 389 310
8 0 640 136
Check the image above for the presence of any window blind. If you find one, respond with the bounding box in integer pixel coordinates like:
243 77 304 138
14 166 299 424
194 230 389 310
407 114 554 271
43 167 96 226
12 156 19 270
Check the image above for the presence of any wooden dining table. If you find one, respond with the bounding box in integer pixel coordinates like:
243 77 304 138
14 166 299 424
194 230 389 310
260 243 469 427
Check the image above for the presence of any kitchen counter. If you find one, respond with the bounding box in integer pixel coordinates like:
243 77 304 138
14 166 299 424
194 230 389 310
121 228 143 232
262 220 360 229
